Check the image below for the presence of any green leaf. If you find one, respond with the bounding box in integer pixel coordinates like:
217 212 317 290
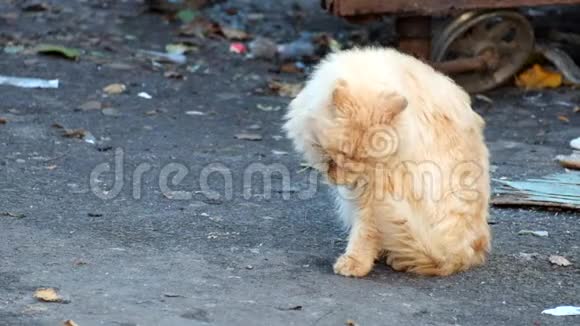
177 9 198 24
165 43 189 55
35 44 81 60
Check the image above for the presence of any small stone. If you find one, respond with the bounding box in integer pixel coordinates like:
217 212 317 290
163 293 185 298
33 288 64 303
549 255 572 267
102 108 120 116
235 133 262 141
103 83 126 95
79 100 102 111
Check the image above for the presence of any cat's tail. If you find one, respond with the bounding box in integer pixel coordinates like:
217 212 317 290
381 202 489 276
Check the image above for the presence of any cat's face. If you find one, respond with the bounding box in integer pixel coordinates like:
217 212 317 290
323 123 369 186
319 80 407 186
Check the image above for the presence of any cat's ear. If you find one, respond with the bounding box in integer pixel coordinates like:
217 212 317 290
332 79 356 117
378 92 407 123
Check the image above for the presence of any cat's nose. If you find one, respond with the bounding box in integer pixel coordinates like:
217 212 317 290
334 154 346 167
326 163 341 185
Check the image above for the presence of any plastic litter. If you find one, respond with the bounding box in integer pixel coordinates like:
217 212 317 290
229 42 247 54
537 44 580 84
138 92 153 99
185 110 205 116
83 132 97 144
517 230 549 237
570 137 580 150
138 50 187 65
0 75 59 89
277 34 315 61
541 306 580 316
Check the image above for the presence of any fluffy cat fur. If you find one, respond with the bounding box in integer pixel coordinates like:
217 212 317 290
283 47 491 277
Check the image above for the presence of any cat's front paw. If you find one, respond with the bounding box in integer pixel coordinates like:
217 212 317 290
333 254 372 277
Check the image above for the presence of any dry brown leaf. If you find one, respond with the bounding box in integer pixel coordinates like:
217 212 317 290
164 70 186 79
34 288 63 303
268 80 303 97
574 106 580 113
1 211 25 218
23 2 51 12
62 128 87 139
0 117 7 124
221 27 251 40
179 17 221 38
280 63 303 74
549 255 572 266
103 83 126 95
516 64 563 89
73 258 89 266
558 115 570 123
64 320 79 326
276 305 302 311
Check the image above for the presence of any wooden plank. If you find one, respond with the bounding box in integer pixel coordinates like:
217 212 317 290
491 196 580 210
324 0 580 16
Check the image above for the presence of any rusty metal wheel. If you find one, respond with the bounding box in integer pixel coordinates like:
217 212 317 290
432 11 535 93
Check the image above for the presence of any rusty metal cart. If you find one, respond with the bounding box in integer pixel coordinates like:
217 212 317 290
321 0 580 92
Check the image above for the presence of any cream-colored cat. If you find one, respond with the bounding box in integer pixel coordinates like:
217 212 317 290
283 47 491 277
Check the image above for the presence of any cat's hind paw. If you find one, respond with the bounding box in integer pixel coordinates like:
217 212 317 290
333 254 372 277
